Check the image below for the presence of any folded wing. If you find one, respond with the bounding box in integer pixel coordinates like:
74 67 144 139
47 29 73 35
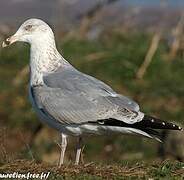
32 67 143 125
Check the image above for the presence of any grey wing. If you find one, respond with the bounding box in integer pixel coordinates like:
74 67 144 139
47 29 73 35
33 68 143 125
33 86 101 124
43 68 140 111
33 86 143 125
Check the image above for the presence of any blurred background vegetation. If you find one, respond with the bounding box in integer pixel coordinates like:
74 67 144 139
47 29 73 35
0 0 184 173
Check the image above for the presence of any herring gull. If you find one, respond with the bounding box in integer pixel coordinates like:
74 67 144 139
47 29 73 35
2 18 183 166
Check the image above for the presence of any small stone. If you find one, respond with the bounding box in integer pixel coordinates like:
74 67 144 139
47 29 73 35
162 122 165 125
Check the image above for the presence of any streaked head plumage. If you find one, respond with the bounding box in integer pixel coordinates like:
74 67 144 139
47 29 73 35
2 18 54 47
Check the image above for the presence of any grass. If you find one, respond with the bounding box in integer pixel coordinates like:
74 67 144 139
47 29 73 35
0 159 184 179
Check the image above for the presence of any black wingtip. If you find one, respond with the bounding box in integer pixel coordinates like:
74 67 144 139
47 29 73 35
143 115 183 131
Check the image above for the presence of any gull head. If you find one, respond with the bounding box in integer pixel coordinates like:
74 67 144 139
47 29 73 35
2 18 54 48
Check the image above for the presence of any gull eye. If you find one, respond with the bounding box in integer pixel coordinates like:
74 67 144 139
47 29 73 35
25 25 33 31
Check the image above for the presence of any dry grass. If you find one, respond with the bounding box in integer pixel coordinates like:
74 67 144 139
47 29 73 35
0 159 184 179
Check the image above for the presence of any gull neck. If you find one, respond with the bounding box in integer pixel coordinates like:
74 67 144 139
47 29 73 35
30 38 67 86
